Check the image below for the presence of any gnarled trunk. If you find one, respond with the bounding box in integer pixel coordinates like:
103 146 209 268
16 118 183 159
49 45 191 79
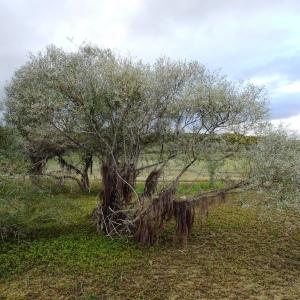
97 159 138 235
29 156 47 175
29 155 48 183
79 172 90 193
79 153 92 193
58 154 92 193
95 156 235 246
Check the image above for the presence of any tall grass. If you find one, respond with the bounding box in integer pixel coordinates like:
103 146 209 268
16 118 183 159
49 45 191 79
0 176 222 241
0 177 92 240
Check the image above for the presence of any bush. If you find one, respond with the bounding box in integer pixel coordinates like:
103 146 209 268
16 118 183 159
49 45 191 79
0 177 83 241
0 126 29 175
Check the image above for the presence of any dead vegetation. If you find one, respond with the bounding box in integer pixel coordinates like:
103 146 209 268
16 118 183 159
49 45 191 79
95 156 241 247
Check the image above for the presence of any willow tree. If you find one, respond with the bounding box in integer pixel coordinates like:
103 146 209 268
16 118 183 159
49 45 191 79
5 44 299 245
5 53 93 191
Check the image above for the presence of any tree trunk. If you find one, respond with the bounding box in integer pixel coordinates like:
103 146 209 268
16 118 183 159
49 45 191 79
80 153 92 193
58 154 92 193
78 172 90 193
29 155 47 183
30 156 47 175
97 159 138 235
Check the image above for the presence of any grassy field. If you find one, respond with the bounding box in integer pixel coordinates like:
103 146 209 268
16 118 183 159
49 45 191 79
1 179 300 299
46 155 242 182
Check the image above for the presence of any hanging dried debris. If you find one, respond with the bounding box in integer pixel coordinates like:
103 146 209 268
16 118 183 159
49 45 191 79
135 185 176 245
142 168 163 198
134 186 229 246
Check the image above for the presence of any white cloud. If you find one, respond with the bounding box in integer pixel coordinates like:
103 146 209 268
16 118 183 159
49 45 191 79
271 113 300 135
276 80 300 93
1 0 300 120
250 74 283 85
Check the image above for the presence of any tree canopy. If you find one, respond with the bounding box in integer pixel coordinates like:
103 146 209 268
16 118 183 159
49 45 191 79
4 44 299 245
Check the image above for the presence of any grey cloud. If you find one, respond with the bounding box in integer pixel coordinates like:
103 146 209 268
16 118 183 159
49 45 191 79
127 0 300 120
242 54 300 82
1 0 300 121
129 0 300 35
270 95 300 119
128 0 300 82
239 54 300 119
0 0 99 98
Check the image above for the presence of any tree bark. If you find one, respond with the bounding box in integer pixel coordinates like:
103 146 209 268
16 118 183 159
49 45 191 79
98 159 138 235
79 171 90 193
58 154 92 193
29 155 48 183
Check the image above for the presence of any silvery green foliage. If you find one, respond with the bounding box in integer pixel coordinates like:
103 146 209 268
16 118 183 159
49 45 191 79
6 44 299 210
5 45 267 161
242 127 300 210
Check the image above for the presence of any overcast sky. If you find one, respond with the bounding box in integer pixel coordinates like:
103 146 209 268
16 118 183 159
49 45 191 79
1 0 300 132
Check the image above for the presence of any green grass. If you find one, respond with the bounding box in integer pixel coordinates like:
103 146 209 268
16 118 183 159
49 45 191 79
47 155 242 182
1 179 300 299
0 233 141 278
176 181 223 195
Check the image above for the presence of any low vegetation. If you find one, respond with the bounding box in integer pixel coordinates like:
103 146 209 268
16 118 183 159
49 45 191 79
1 179 300 299
1 44 299 299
